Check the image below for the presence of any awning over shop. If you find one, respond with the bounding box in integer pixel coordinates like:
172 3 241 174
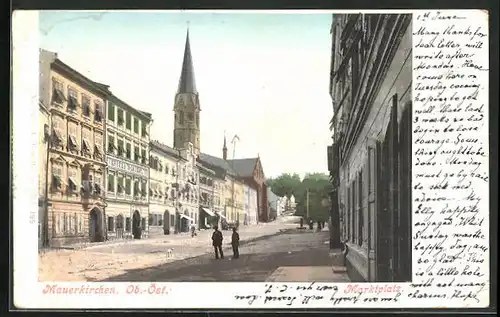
216 212 227 220
180 214 194 222
203 208 215 217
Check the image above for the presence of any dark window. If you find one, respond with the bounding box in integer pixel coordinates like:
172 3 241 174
125 143 131 159
117 109 124 125
108 174 114 192
134 146 140 162
126 112 132 130
125 217 131 231
141 218 146 230
108 103 115 121
133 118 139 133
108 136 115 153
82 95 91 117
107 217 114 232
196 113 199 127
188 112 194 121
125 178 131 195
94 102 103 122
67 88 78 111
117 177 124 193
51 79 66 104
141 121 148 137
148 214 154 226
141 149 147 164
117 140 124 156
116 215 124 230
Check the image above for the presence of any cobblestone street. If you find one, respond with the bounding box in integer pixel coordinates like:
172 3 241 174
39 220 304 282
104 229 347 282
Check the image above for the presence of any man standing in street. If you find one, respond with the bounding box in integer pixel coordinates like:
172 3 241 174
231 227 240 259
212 226 224 259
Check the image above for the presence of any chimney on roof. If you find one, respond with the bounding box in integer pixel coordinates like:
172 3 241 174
222 133 228 161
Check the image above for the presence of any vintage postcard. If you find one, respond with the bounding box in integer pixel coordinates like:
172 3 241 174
11 9 490 309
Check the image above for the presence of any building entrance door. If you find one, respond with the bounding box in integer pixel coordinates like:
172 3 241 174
132 210 141 239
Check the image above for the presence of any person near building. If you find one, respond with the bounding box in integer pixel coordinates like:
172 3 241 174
231 227 240 259
191 222 197 237
212 226 224 259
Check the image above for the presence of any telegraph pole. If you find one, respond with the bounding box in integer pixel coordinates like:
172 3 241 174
306 189 310 219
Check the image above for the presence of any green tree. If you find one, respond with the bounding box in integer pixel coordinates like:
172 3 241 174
267 172 332 221
296 173 332 221
267 173 302 198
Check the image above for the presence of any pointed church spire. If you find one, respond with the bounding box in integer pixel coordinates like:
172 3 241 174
223 132 228 161
177 28 197 95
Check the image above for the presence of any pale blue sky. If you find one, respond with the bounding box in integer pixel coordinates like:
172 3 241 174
39 11 334 178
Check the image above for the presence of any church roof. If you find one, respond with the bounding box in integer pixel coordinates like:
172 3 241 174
177 30 197 95
199 153 238 176
226 158 258 177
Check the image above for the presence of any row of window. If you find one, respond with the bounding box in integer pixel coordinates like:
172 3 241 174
53 212 86 236
52 79 103 123
51 163 103 196
50 130 104 161
107 135 148 164
107 174 147 197
107 103 148 137
107 215 146 232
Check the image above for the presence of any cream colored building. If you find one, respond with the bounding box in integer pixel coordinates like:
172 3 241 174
105 95 152 240
40 51 108 247
149 140 184 236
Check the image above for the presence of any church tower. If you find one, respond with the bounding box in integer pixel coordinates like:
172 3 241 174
173 29 201 154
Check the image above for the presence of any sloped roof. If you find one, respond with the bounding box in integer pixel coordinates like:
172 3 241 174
150 140 183 159
199 153 238 176
226 158 258 177
177 30 197 95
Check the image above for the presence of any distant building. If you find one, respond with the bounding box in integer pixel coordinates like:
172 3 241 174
244 185 258 225
267 189 281 220
328 13 412 282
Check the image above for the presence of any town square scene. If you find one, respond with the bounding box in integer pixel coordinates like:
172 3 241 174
37 12 412 283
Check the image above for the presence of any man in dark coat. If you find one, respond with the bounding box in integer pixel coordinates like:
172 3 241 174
231 227 240 259
212 226 224 259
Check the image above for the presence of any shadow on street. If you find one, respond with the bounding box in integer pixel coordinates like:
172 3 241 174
104 231 333 282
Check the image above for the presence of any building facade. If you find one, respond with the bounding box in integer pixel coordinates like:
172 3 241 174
41 52 108 247
105 94 152 240
38 101 50 248
226 156 269 223
174 143 199 232
198 164 218 229
148 140 182 236
328 13 412 282
243 184 258 225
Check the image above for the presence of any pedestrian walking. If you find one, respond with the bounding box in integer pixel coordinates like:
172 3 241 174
231 227 240 259
212 226 224 259
300 217 304 228
191 222 197 238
